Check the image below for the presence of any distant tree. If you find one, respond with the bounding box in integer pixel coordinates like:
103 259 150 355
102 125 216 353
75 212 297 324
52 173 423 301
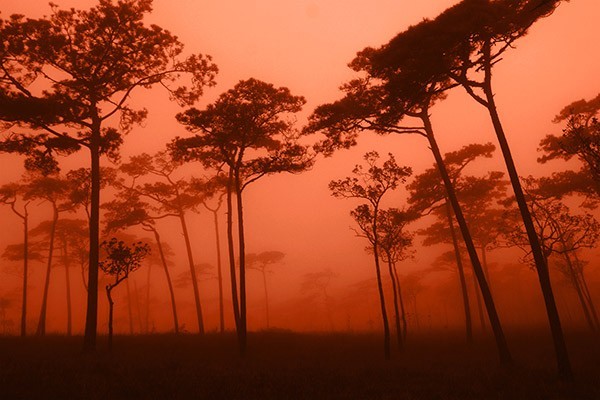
172 78 313 354
330 151 412 359
0 181 31 336
376 208 415 347
99 238 149 351
300 268 338 331
27 173 75 336
111 152 211 333
0 0 217 351
246 251 285 329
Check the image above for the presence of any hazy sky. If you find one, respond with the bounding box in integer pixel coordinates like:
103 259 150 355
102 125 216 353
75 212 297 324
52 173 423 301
1 0 600 332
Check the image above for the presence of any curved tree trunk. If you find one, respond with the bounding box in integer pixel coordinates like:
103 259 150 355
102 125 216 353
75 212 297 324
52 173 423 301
83 121 101 353
444 199 473 343
227 169 241 332
479 48 571 378
151 227 179 334
179 213 204 334
421 110 511 365
36 205 59 336
386 258 403 350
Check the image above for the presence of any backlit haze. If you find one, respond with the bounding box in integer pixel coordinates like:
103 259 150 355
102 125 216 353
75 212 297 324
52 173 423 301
1 0 600 335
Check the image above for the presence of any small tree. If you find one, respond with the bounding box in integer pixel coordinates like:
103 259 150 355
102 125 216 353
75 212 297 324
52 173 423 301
330 151 412 359
246 251 285 329
99 238 150 351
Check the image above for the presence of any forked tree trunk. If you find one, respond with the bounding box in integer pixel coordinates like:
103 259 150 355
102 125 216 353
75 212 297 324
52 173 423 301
421 110 511 365
84 119 101 353
386 258 403 350
478 46 571 378
36 205 59 336
444 199 473 343
179 213 204 334
226 170 241 332
151 227 179 334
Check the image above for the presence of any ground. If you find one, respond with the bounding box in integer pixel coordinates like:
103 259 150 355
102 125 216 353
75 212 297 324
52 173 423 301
0 330 598 399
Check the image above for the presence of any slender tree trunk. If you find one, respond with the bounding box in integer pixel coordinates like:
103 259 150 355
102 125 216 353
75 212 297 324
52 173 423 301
106 285 114 352
563 251 595 332
262 269 270 329
212 209 225 333
444 199 473 343
372 210 391 360
36 205 59 336
145 263 152 333
134 280 143 333
481 246 493 295
151 228 179 334
84 118 101 352
226 170 241 332
126 279 134 334
572 252 600 330
392 264 407 340
472 265 487 334
179 213 204 334
386 258 403 350
63 239 72 336
421 110 511 365
21 210 28 337
235 174 247 355
478 49 571 378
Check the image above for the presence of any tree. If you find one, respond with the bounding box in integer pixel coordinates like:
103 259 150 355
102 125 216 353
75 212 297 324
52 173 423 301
246 250 285 329
375 0 571 378
112 152 211 333
0 0 217 351
99 238 149 351
330 151 412 359
305 37 512 365
172 78 313 354
0 181 31 336
203 190 226 333
300 268 338 331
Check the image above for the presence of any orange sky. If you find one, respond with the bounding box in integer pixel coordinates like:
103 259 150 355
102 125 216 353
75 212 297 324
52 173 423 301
1 0 600 334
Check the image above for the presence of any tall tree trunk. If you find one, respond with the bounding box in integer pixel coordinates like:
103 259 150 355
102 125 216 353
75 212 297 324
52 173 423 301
84 119 101 352
106 285 114 352
481 246 493 295
36 205 59 336
235 173 247 355
145 263 152 333
151 227 179 334
126 279 134 334
421 110 511 365
372 210 391 360
179 213 204 334
212 209 225 333
386 258 403 350
20 209 28 337
444 199 473 343
563 251 595 332
63 239 72 336
472 265 487 334
134 280 143 333
226 169 241 332
392 264 407 340
478 46 571 378
572 252 600 330
262 269 270 329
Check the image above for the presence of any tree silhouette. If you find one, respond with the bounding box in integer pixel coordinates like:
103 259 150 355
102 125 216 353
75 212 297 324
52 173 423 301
300 269 338 331
172 78 313 354
0 181 32 336
0 0 217 351
246 251 285 329
113 152 212 334
99 238 149 351
330 151 411 359
203 190 226 333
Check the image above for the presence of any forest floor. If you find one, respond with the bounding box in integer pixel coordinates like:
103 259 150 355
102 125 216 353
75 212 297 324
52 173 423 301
0 330 599 399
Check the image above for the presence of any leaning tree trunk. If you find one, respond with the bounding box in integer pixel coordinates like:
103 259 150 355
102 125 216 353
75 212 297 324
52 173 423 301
478 45 571 378
571 252 600 330
421 110 511 365
226 169 241 332
179 212 204 334
83 117 101 353
235 172 248 356
386 257 403 350
372 209 391 360
444 199 473 343
563 251 595 332
151 227 179 334
36 205 59 336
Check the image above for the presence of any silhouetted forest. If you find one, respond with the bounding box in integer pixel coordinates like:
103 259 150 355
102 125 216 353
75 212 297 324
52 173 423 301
1 0 600 398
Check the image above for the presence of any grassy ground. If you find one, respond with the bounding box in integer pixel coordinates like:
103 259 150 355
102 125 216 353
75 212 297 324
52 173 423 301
0 330 598 399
